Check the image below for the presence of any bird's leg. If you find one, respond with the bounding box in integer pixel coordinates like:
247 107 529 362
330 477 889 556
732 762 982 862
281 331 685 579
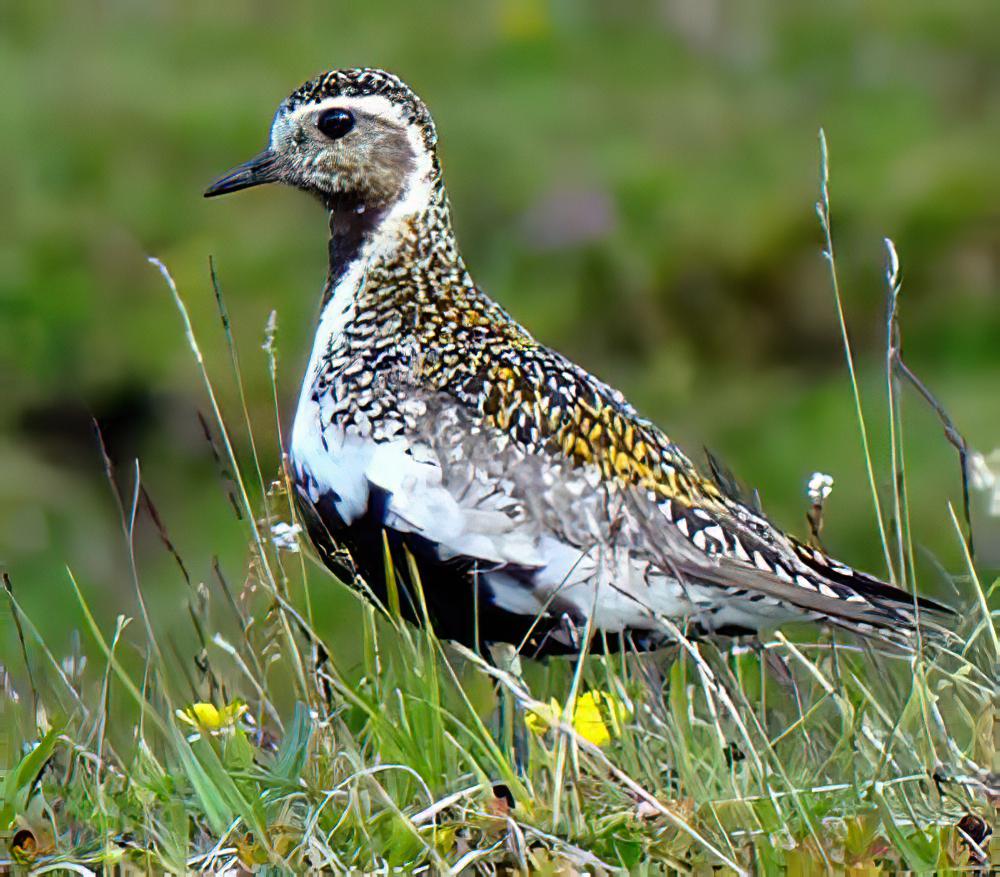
487 642 529 776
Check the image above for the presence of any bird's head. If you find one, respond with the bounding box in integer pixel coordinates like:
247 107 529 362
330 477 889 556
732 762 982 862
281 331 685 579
205 68 438 212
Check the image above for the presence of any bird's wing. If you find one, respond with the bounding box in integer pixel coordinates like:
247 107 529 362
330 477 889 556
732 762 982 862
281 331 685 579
430 336 953 640
620 483 953 641
296 324 951 642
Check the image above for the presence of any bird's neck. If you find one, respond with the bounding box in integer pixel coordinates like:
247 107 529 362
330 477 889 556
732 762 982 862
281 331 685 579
323 159 470 305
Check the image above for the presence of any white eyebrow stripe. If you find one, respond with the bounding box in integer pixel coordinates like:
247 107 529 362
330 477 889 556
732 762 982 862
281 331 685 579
282 94 406 130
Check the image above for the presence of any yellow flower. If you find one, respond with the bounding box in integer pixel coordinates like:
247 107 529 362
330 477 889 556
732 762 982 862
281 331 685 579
525 698 561 736
175 699 248 732
573 690 630 747
525 690 630 747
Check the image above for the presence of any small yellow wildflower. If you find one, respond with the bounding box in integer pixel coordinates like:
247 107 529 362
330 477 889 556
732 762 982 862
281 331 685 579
573 690 630 746
525 698 561 736
525 690 630 747
175 699 248 732
430 824 459 855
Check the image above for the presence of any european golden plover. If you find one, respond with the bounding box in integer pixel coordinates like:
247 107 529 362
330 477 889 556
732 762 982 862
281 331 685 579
206 68 950 656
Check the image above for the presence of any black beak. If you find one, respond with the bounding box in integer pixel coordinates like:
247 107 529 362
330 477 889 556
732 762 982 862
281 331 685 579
204 149 281 197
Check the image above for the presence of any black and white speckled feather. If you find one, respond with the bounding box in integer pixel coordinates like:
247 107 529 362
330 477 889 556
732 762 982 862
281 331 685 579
206 68 953 655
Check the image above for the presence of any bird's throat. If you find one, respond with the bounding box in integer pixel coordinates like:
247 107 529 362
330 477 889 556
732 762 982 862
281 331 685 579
325 194 390 292
323 183 455 302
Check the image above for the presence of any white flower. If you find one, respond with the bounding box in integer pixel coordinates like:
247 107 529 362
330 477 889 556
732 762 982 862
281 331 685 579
270 521 303 552
807 472 834 504
969 449 1000 518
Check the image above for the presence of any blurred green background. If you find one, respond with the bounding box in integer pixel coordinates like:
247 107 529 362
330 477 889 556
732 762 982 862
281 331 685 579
2 0 997 652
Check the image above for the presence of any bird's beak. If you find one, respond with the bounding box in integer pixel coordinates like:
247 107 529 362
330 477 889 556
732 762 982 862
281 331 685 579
204 149 281 197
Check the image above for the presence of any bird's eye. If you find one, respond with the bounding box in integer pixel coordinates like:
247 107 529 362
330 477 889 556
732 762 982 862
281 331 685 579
316 108 355 140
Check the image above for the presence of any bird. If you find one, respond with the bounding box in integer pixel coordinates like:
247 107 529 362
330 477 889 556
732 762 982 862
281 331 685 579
205 68 951 658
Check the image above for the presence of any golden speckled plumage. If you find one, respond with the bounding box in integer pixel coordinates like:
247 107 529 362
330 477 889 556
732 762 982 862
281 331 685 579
206 67 953 655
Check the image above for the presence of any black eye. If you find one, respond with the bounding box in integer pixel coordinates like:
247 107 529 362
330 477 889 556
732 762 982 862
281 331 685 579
316 108 355 140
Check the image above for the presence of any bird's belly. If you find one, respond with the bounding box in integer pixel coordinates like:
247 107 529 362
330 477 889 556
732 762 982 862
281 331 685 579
483 561 693 635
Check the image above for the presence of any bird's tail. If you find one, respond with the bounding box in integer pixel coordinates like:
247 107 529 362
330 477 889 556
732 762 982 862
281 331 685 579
788 538 956 642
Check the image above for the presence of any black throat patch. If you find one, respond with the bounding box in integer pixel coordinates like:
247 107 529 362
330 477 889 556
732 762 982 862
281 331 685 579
324 194 390 297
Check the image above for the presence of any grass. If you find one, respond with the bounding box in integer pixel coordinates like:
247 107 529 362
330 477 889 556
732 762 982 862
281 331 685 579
1 149 997 874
